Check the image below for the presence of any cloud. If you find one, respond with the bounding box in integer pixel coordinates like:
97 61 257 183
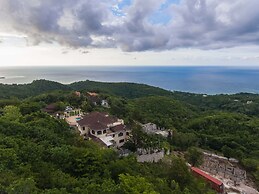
0 0 114 47
0 0 259 51
166 0 259 50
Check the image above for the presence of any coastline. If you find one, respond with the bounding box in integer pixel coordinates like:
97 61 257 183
0 66 259 94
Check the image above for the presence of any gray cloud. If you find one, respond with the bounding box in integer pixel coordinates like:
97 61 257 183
0 0 259 51
166 0 259 49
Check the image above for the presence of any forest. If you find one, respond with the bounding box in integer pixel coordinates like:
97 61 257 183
0 79 259 193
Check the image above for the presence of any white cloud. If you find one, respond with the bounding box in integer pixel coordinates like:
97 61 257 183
0 0 259 52
1 0 259 67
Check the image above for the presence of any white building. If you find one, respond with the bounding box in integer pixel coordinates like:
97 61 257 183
141 123 169 137
77 112 129 148
101 100 109 108
64 106 81 117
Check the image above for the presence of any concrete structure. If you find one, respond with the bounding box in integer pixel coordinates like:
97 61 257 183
201 152 246 184
64 106 81 118
141 123 169 137
136 148 164 163
77 112 129 148
65 116 82 128
101 100 109 108
99 136 115 147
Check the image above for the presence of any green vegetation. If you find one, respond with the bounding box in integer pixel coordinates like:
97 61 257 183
185 147 203 167
127 96 196 129
70 80 172 99
0 106 213 193
0 79 259 191
0 80 171 99
0 80 70 99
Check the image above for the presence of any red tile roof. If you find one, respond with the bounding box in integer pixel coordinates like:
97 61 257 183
77 112 117 130
191 167 223 186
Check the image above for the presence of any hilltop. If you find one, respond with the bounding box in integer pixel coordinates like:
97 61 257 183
0 79 259 192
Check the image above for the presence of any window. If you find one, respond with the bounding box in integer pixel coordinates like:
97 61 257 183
119 139 125 143
118 132 124 137
112 134 115 137
97 131 102 135
103 129 107 134
92 130 95 134
83 127 85 131
126 132 129 136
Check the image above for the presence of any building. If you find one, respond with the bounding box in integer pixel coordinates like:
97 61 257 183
109 124 128 147
43 104 58 114
74 91 81 97
101 100 109 108
141 123 169 137
246 100 253 104
64 106 81 118
87 92 99 97
87 92 100 106
142 123 158 132
43 104 65 119
77 112 129 148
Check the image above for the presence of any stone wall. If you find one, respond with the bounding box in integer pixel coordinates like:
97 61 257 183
201 153 246 183
137 148 164 163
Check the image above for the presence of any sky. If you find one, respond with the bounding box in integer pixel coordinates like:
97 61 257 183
0 0 259 66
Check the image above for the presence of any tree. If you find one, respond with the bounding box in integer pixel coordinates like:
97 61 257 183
118 174 158 194
242 159 258 172
221 145 234 158
171 132 198 150
168 157 192 189
1 105 22 121
0 148 18 169
7 178 38 194
19 102 41 115
185 147 203 167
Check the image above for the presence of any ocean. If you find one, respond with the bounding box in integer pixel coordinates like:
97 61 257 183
1 66 259 94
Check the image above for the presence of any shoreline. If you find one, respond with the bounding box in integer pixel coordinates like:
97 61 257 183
0 79 259 96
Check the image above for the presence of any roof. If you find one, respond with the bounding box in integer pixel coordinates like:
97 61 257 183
89 134 107 147
74 91 81 96
77 112 117 130
65 106 73 112
87 92 99 97
43 104 58 113
99 136 114 147
191 167 223 186
110 124 125 132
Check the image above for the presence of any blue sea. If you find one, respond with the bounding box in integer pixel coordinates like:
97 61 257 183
1 66 259 94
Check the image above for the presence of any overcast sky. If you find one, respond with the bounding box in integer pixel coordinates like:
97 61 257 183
0 0 259 66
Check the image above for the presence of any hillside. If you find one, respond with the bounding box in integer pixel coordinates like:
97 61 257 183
0 80 70 99
0 79 259 190
171 92 259 116
127 96 197 129
70 80 173 99
0 95 214 194
0 80 172 99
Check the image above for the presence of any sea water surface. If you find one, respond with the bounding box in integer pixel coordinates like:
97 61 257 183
1 66 259 94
